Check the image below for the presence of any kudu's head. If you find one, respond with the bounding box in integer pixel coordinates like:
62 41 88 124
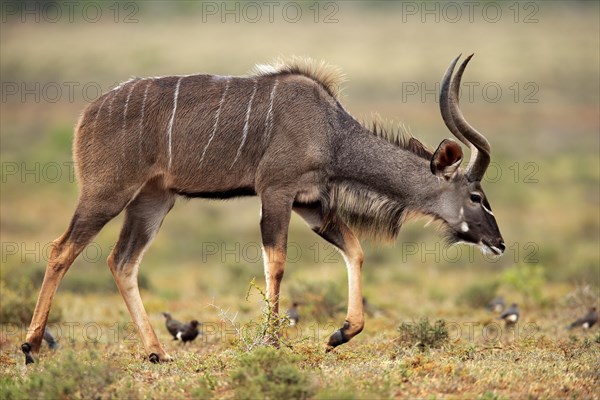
428 54 504 256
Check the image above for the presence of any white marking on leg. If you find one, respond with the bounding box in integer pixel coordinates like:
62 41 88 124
231 79 258 168
262 246 271 298
199 78 230 166
166 77 183 171
339 248 363 325
138 80 151 167
264 78 278 143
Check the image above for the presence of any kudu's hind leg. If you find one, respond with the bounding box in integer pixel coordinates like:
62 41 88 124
107 179 175 363
293 203 365 350
22 191 136 364
260 190 294 345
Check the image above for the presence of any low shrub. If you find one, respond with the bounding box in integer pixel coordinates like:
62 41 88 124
229 346 314 400
397 317 449 350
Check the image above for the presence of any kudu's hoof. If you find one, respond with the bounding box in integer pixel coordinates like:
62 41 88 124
327 321 352 350
21 343 35 365
148 353 172 363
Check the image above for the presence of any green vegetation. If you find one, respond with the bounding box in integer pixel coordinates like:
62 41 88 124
501 264 546 306
1 2 598 399
397 318 449 350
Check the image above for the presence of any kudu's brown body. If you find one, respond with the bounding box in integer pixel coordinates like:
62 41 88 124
22 55 504 363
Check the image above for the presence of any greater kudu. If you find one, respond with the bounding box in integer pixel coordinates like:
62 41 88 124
22 54 504 364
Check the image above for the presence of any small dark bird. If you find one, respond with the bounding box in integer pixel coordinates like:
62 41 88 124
286 302 300 326
43 328 58 350
487 296 505 313
177 320 200 343
162 312 184 340
499 303 519 326
567 307 598 330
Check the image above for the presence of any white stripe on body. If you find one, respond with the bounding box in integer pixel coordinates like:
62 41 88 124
137 80 151 167
107 87 119 120
231 79 258 168
93 96 110 124
121 80 141 160
199 77 231 166
264 79 279 143
166 77 183 171
122 79 141 130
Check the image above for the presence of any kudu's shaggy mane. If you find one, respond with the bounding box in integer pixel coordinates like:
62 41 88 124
252 57 346 99
367 120 434 161
325 182 408 242
326 182 449 242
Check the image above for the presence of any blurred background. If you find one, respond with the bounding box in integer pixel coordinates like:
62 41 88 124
1 1 598 340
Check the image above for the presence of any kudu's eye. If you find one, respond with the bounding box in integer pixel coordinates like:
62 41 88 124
470 193 482 203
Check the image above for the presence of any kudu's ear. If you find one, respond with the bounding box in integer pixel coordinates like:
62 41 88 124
430 139 463 180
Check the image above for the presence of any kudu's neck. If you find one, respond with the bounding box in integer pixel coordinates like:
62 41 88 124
330 114 442 216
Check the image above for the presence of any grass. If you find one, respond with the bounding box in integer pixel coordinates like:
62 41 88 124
1 302 598 399
1 2 599 399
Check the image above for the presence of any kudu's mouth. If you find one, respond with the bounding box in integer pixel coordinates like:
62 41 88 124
447 227 505 258
480 240 505 257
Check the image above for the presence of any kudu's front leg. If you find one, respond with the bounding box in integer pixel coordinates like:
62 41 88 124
293 203 365 350
259 190 294 345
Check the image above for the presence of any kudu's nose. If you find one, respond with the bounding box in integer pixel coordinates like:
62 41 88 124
497 242 506 254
